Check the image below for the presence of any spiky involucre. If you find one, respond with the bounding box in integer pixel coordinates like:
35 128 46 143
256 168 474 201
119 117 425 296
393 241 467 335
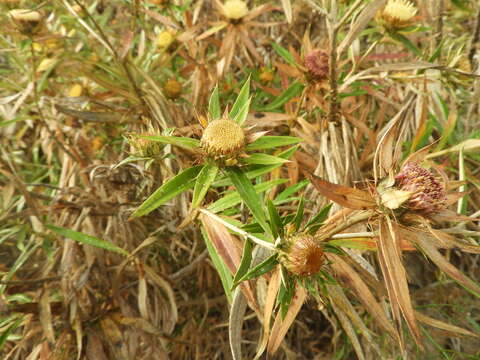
394 162 446 213
282 235 324 277
377 0 417 29
201 119 245 157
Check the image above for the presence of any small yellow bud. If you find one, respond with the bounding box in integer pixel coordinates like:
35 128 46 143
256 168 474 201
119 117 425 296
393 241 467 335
156 31 174 49
223 0 249 20
201 119 245 157
163 79 182 99
36 58 56 73
259 67 275 83
68 84 83 97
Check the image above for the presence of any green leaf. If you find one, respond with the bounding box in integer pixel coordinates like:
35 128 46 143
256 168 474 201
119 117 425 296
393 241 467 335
246 136 301 151
271 42 297 67
138 135 200 150
274 179 309 204
208 179 288 213
305 203 333 234
390 32 421 57
232 239 253 289
46 225 129 256
234 254 278 286
279 277 295 319
242 153 290 165
192 163 219 208
232 96 251 125
209 84 221 120
201 227 233 303
260 82 304 112
293 196 305 232
229 76 250 123
267 200 283 239
132 166 203 217
226 167 271 236
0 316 23 351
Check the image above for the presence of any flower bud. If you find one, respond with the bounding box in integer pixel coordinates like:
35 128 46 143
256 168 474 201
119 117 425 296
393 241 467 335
223 0 249 20
163 79 182 99
304 50 329 82
201 118 245 157
156 30 174 49
376 0 417 30
394 162 446 213
282 235 324 277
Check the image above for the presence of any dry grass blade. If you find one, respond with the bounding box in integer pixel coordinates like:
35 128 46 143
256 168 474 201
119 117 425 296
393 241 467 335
267 285 307 355
329 254 398 340
229 287 248 360
415 311 479 338
378 217 422 348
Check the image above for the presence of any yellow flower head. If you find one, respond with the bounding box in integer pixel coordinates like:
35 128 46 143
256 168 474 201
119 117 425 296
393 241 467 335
156 30 174 49
201 118 245 157
223 0 249 20
377 0 417 30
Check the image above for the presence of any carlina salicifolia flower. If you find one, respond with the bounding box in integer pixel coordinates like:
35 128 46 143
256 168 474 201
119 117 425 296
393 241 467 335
304 49 329 82
9 9 43 35
376 0 417 30
200 117 246 158
222 0 249 21
393 162 446 213
281 234 325 277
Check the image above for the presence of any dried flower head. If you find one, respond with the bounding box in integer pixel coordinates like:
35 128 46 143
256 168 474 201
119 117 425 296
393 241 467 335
156 30 174 49
394 162 446 213
9 9 42 35
304 50 329 82
163 79 182 99
201 118 245 157
259 67 275 83
282 235 324 277
223 0 249 20
376 0 417 30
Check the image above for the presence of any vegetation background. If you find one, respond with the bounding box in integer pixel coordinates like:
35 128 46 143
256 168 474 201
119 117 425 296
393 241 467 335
1 0 480 359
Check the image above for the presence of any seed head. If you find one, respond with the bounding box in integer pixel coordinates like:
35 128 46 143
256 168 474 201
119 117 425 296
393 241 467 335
304 50 329 82
376 0 417 30
9 9 42 35
163 79 182 99
201 119 245 157
223 0 249 20
282 235 324 277
394 162 446 213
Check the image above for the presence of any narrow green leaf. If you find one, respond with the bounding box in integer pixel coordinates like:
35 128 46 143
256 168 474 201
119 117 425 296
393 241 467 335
274 179 309 203
260 82 304 112
232 97 251 125
47 225 129 256
390 32 421 57
192 163 219 208
132 166 203 217
246 136 301 151
235 254 279 285
305 203 333 234
201 227 233 303
138 135 200 150
208 179 288 213
226 167 271 236
232 239 253 289
267 200 283 239
242 153 290 165
293 196 305 232
271 42 297 67
0 317 23 350
229 76 250 122
209 84 221 120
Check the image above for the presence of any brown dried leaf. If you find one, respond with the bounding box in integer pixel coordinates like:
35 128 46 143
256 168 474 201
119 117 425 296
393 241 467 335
305 172 376 210
415 311 479 338
267 285 307 355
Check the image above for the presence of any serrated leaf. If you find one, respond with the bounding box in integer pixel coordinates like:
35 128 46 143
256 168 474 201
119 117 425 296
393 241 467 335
209 84 221 120
192 163 219 208
47 225 129 256
229 77 250 123
138 135 200 150
246 136 301 151
132 166 202 217
243 153 290 165
260 82 304 112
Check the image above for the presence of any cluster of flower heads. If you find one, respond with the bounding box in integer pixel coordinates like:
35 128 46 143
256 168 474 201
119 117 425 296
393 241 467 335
394 162 446 213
